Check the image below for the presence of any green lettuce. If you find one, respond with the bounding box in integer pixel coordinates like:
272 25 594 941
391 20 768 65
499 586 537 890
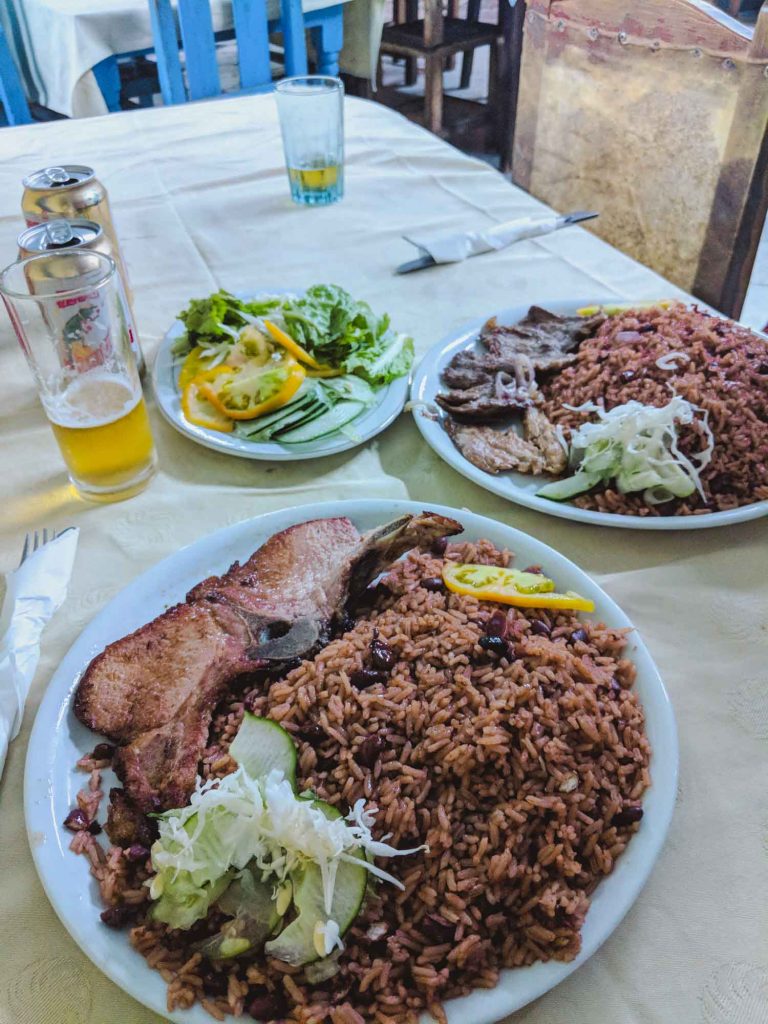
172 284 414 387
173 291 280 354
280 285 414 386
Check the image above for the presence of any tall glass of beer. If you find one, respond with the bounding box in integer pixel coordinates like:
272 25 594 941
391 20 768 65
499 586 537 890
0 250 156 501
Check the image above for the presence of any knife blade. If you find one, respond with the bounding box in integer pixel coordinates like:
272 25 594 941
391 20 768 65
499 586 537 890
395 253 437 274
395 210 599 274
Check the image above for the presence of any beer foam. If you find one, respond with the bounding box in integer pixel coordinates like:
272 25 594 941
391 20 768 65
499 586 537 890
46 372 141 429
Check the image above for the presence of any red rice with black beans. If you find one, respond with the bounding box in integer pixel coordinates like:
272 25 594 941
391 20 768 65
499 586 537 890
540 302 768 515
72 540 650 1023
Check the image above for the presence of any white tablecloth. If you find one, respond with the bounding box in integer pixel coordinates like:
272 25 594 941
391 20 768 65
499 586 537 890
2 0 382 117
0 94 766 1024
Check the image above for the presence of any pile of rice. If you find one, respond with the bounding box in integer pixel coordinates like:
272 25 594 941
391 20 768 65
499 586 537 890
539 302 768 516
71 540 650 1023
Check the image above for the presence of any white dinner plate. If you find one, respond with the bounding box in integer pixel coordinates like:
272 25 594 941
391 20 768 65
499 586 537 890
24 499 678 1024
153 292 409 460
410 299 768 530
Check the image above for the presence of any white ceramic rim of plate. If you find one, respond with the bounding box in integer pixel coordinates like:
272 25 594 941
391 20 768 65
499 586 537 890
24 498 678 1024
152 290 409 461
410 299 768 530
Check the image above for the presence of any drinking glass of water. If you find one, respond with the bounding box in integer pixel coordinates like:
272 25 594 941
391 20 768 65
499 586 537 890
275 76 344 206
0 250 156 502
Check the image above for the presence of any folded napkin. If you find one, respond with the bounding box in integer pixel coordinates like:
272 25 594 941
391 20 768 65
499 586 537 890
0 528 79 777
403 213 567 264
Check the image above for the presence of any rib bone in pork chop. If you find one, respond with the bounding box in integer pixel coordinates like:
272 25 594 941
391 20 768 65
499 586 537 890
74 512 461 812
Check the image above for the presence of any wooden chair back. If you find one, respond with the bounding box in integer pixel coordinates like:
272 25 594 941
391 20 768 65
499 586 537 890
511 0 768 318
148 0 308 105
0 20 31 125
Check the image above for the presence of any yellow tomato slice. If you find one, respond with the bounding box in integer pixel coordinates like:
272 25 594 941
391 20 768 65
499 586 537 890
200 360 306 421
442 563 595 612
181 376 234 434
576 300 673 317
262 318 337 374
178 346 217 389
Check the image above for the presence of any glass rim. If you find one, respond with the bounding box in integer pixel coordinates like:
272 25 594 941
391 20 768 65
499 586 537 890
275 75 344 94
0 250 117 302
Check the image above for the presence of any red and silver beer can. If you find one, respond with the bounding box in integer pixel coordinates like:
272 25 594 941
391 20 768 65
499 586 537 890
17 214 144 376
21 165 134 301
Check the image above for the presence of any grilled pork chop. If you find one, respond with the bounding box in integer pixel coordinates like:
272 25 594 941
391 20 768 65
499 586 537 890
75 512 461 812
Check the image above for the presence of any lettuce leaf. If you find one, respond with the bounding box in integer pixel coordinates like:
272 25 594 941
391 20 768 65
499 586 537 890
279 285 413 386
173 284 414 387
173 291 280 354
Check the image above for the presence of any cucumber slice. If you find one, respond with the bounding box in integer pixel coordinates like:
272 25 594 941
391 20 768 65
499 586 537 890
242 400 327 441
233 395 320 438
536 471 602 501
198 868 282 960
277 401 365 444
265 801 367 966
229 713 297 789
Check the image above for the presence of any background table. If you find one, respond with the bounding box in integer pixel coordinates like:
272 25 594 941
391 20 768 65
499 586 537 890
1 0 384 117
0 94 767 1024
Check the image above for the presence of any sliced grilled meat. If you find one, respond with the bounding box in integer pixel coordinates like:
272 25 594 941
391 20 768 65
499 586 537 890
437 358 538 422
523 406 568 474
481 306 605 372
436 306 604 424
446 420 548 475
75 512 462 811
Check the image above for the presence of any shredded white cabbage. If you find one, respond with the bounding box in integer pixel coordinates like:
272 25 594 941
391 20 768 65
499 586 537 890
564 395 714 503
150 768 425 924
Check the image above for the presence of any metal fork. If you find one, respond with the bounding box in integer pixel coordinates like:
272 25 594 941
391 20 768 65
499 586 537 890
18 528 70 568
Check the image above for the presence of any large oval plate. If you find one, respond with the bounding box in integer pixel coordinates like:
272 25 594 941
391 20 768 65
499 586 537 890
153 292 409 460
24 499 677 1023
410 299 768 530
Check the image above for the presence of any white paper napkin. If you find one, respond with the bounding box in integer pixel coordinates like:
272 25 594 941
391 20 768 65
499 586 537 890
403 213 564 264
0 528 79 777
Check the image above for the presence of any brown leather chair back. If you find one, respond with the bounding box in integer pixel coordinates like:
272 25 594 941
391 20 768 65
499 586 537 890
512 0 768 317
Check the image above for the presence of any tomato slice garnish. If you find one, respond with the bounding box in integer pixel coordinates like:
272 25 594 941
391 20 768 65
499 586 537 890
441 563 595 612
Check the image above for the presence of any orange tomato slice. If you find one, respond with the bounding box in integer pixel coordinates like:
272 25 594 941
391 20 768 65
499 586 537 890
442 563 595 612
178 346 218 390
200 361 306 421
262 319 337 375
181 373 234 433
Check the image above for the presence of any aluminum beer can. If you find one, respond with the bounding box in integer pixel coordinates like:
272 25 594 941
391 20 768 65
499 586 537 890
20 168 144 374
18 218 112 260
21 165 134 303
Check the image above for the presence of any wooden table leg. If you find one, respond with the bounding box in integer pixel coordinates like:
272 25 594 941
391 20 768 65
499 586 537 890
423 0 445 132
93 56 122 112
499 0 525 174
310 6 344 77
405 0 419 85
424 52 444 133
459 0 482 89
446 0 458 71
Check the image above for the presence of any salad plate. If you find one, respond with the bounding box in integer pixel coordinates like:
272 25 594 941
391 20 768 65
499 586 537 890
25 499 677 1023
411 298 768 530
153 287 412 461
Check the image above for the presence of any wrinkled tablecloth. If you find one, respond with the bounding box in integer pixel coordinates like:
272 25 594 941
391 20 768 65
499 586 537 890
0 95 766 1024
1 0 383 117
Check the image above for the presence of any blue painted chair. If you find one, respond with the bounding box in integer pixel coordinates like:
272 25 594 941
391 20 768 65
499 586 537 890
0 19 31 125
148 0 344 106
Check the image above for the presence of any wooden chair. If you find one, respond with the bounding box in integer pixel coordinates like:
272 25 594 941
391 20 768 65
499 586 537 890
379 0 505 136
0 19 31 125
510 0 768 319
148 0 343 105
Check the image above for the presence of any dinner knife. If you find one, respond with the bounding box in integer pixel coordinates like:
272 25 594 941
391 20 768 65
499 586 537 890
395 210 599 275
